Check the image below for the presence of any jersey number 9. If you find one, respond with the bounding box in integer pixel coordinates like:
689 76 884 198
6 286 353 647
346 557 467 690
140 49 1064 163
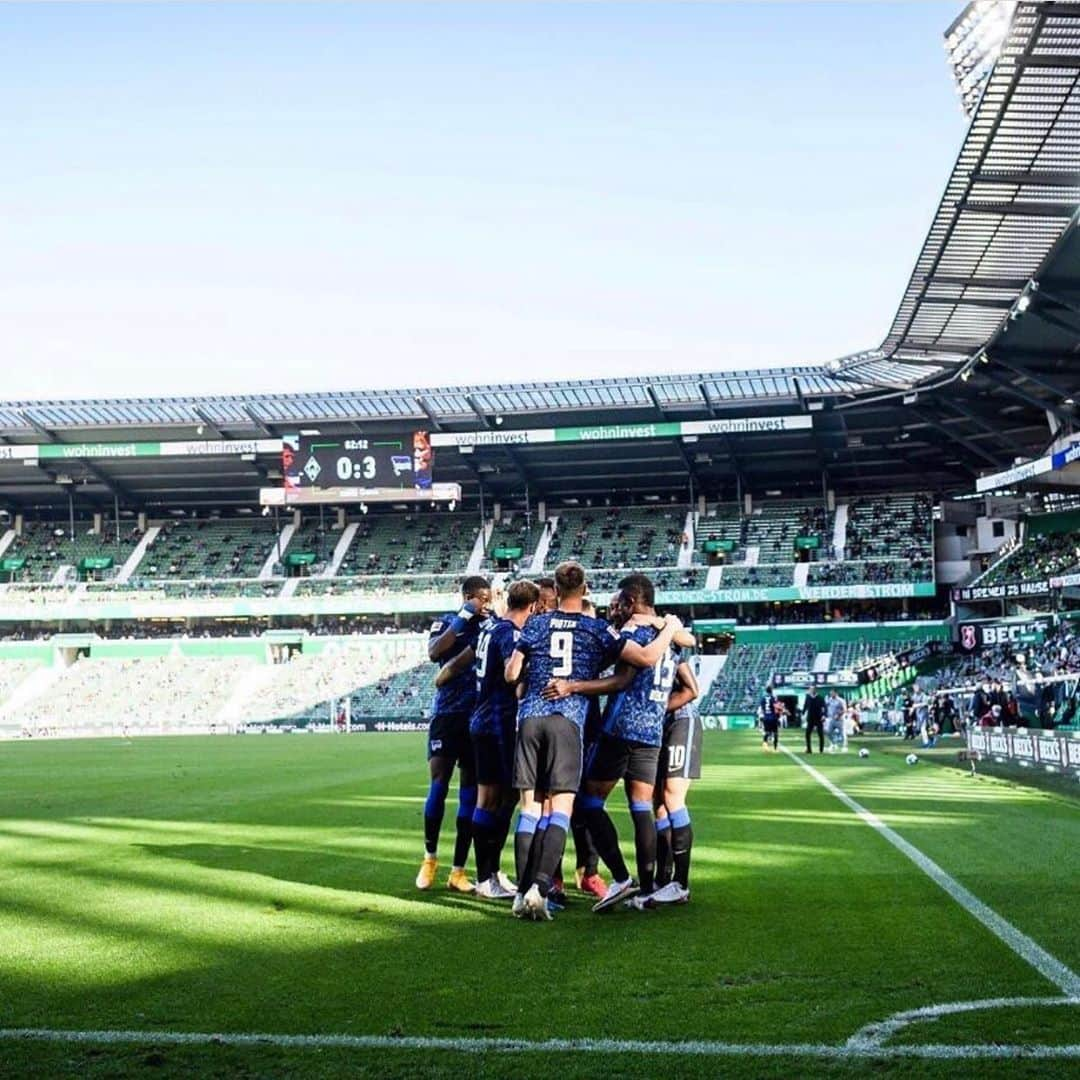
550 631 573 677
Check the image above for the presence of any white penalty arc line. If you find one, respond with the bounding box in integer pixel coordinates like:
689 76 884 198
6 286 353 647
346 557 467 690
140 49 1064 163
846 996 1080 1050
781 747 1080 999
0 1028 1079 1060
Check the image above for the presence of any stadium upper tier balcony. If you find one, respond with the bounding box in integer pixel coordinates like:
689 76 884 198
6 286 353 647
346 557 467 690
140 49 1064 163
977 532 1080 586
1 522 142 584
133 519 278 580
544 507 687 570
338 512 479 577
719 565 795 589
293 573 461 598
807 559 933 587
583 566 708 595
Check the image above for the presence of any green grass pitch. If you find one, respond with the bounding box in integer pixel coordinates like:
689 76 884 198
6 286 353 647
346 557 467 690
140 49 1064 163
0 731 1076 1078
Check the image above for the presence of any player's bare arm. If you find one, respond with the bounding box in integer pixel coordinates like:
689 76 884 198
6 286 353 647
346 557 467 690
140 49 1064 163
629 611 696 649
541 662 636 702
667 661 700 714
621 614 682 668
434 646 475 688
504 648 525 685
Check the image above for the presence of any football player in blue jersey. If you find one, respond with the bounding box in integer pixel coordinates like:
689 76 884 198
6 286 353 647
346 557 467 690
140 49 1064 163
652 656 701 905
416 575 492 893
468 579 539 899
542 573 695 911
504 561 683 921
571 598 607 902
759 683 781 752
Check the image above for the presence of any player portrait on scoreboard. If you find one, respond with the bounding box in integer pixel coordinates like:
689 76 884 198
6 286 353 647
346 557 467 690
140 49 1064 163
281 435 301 491
413 430 433 491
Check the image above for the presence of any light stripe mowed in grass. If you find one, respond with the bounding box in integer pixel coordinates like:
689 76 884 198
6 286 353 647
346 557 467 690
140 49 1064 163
0 731 1074 1073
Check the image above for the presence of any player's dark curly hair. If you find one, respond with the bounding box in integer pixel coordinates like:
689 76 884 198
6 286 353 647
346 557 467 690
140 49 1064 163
618 572 655 609
461 575 491 598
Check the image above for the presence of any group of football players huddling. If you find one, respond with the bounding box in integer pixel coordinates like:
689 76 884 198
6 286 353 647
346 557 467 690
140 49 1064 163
416 561 701 921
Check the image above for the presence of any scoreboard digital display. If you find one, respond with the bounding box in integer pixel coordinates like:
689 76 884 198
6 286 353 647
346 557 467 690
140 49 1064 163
283 432 433 493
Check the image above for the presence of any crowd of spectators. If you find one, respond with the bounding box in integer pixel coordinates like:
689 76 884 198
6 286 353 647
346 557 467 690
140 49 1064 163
978 531 1080 586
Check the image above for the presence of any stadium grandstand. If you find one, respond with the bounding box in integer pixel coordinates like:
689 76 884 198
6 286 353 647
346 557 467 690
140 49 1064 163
0 1 1075 736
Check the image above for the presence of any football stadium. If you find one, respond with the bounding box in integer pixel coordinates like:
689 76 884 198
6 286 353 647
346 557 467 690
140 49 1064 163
2 2 1080 1077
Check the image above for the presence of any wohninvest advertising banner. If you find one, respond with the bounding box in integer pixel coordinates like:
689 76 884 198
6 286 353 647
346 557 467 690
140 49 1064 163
429 415 812 448
0 439 282 461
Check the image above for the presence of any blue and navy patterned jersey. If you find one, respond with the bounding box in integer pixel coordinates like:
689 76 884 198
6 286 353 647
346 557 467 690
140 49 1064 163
517 611 626 730
760 692 778 721
584 696 604 748
429 610 482 718
469 616 520 737
601 625 679 747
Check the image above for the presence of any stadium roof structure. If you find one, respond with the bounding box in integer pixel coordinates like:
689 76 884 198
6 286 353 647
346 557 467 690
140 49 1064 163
1 0 1079 513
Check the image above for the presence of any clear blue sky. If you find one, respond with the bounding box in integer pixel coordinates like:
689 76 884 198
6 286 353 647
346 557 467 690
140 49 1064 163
0 2 965 401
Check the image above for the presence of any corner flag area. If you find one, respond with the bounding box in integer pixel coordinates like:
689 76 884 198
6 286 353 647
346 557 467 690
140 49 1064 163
0 733 1075 1078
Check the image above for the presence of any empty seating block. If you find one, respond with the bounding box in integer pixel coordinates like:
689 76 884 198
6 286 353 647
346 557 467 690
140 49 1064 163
240 637 431 723
842 494 928 570
701 642 816 714
18 655 257 732
807 560 921 587
545 507 685 570
484 514 537 569
696 501 828 568
3 522 142 583
747 501 830 563
0 660 38 706
584 567 708 595
720 565 794 588
278 516 341 576
134 519 278 580
338 512 478 578
293 575 460 598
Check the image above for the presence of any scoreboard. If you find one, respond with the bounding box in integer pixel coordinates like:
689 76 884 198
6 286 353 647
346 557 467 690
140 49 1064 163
284 432 433 492
265 431 459 507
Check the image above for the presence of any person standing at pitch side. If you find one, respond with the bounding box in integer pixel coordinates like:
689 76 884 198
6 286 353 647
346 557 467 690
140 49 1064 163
825 688 845 752
802 684 826 754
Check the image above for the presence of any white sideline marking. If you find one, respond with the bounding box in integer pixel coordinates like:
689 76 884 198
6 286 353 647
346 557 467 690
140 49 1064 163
1 1028 1079 1060
782 748 1080 998
847 996 1080 1050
